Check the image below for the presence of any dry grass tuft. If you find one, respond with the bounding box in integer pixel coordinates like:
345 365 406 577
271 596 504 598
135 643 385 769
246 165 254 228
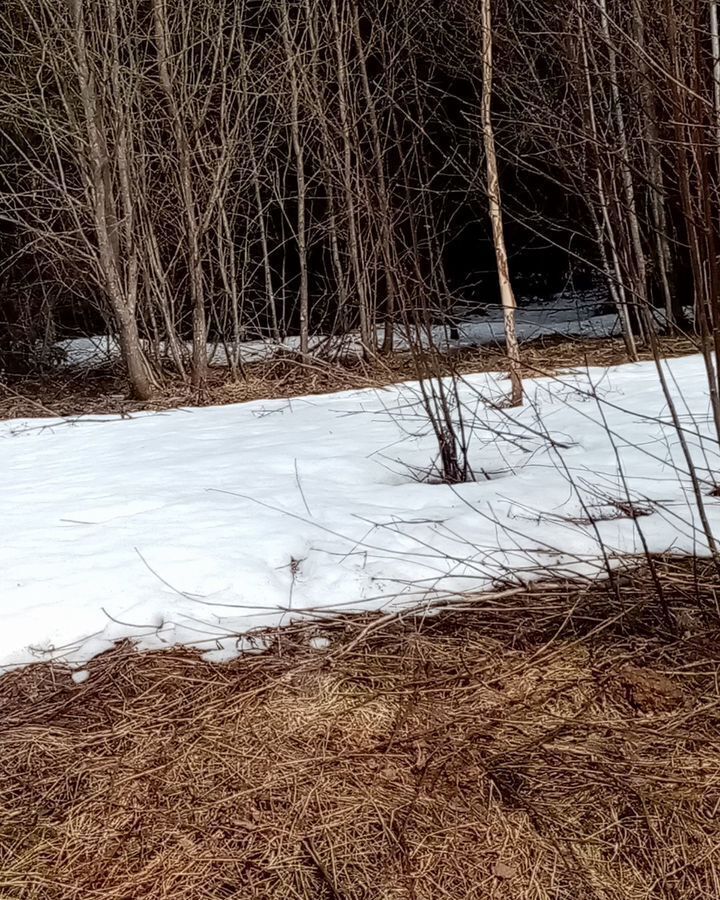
1 556 720 898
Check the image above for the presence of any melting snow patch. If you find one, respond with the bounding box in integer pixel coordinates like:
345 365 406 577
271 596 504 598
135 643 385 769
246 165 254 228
0 352 718 671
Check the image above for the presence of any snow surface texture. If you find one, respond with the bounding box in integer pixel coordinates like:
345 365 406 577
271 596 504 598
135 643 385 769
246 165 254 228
57 291 618 368
2 353 718 671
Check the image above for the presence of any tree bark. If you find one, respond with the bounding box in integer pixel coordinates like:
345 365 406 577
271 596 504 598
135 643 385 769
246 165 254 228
71 0 154 400
351 0 396 353
152 0 208 386
280 0 310 358
632 0 675 331
711 0 720 180
480 0 522 405
599 0 649 335
330 0 372 354
578 9 637 358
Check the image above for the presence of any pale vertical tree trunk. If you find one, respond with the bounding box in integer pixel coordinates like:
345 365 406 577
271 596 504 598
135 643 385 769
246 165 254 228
578 10 637 358
351 0 396 353
252 169 280 342
598 0 648 334
216 204 243 377
300 0 350 335
480 0 522 405
279 0 309 358
711 0 720 184
152 0 208 385
237 29 280 344
329 0 372 353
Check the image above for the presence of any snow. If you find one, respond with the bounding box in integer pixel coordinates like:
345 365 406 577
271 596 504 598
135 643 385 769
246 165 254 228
57 291 619 368
1 351 718 671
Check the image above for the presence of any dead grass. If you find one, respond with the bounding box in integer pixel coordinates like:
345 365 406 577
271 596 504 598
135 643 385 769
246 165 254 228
0 334 699 421
1 556 719 899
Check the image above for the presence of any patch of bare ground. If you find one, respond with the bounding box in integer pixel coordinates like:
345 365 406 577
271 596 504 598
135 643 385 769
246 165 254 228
1 555 719 898
0 334 699 420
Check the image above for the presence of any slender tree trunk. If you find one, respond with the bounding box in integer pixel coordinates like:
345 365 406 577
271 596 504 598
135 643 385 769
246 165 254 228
711 0 720 180
280 0 309 357
116 306 155 400
326 181 350 331
598 0 649 335
152 0 208 386
239 28 280 344
351 0 396 353
216 204 243 377
329 0 371 353
665 0 720 442
480 0 522 405
632 0 675 330
578 10 637 357
71 0 154 400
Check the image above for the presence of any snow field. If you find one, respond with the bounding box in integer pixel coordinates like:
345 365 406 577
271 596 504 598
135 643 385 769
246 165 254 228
1 352 718 670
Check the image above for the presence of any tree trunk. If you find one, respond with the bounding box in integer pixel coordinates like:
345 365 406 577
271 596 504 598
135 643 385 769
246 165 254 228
632 0 675 331
152 0 208 385
351 0 396 354
711 0 720 180
280 0 310 358
116 308 155 401
578 10 637 358
71 0 154 401
599 0 649 332
330 0 372 354
480 0 522 406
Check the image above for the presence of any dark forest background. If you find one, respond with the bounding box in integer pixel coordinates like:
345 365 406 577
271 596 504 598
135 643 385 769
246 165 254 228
0 0 715 397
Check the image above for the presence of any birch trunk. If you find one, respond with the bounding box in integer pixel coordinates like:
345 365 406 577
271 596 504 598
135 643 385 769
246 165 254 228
711 0 720 179
480 0 522 405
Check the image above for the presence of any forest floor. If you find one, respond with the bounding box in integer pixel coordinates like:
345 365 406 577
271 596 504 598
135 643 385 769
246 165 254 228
2 556 719 899
0 333 698 420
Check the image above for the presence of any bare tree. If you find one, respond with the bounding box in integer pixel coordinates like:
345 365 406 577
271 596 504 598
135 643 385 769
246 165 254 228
4 0 720 410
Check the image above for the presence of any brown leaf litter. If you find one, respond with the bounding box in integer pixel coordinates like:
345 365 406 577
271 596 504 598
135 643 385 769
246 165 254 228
0 334 699 421
1 555 719 899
